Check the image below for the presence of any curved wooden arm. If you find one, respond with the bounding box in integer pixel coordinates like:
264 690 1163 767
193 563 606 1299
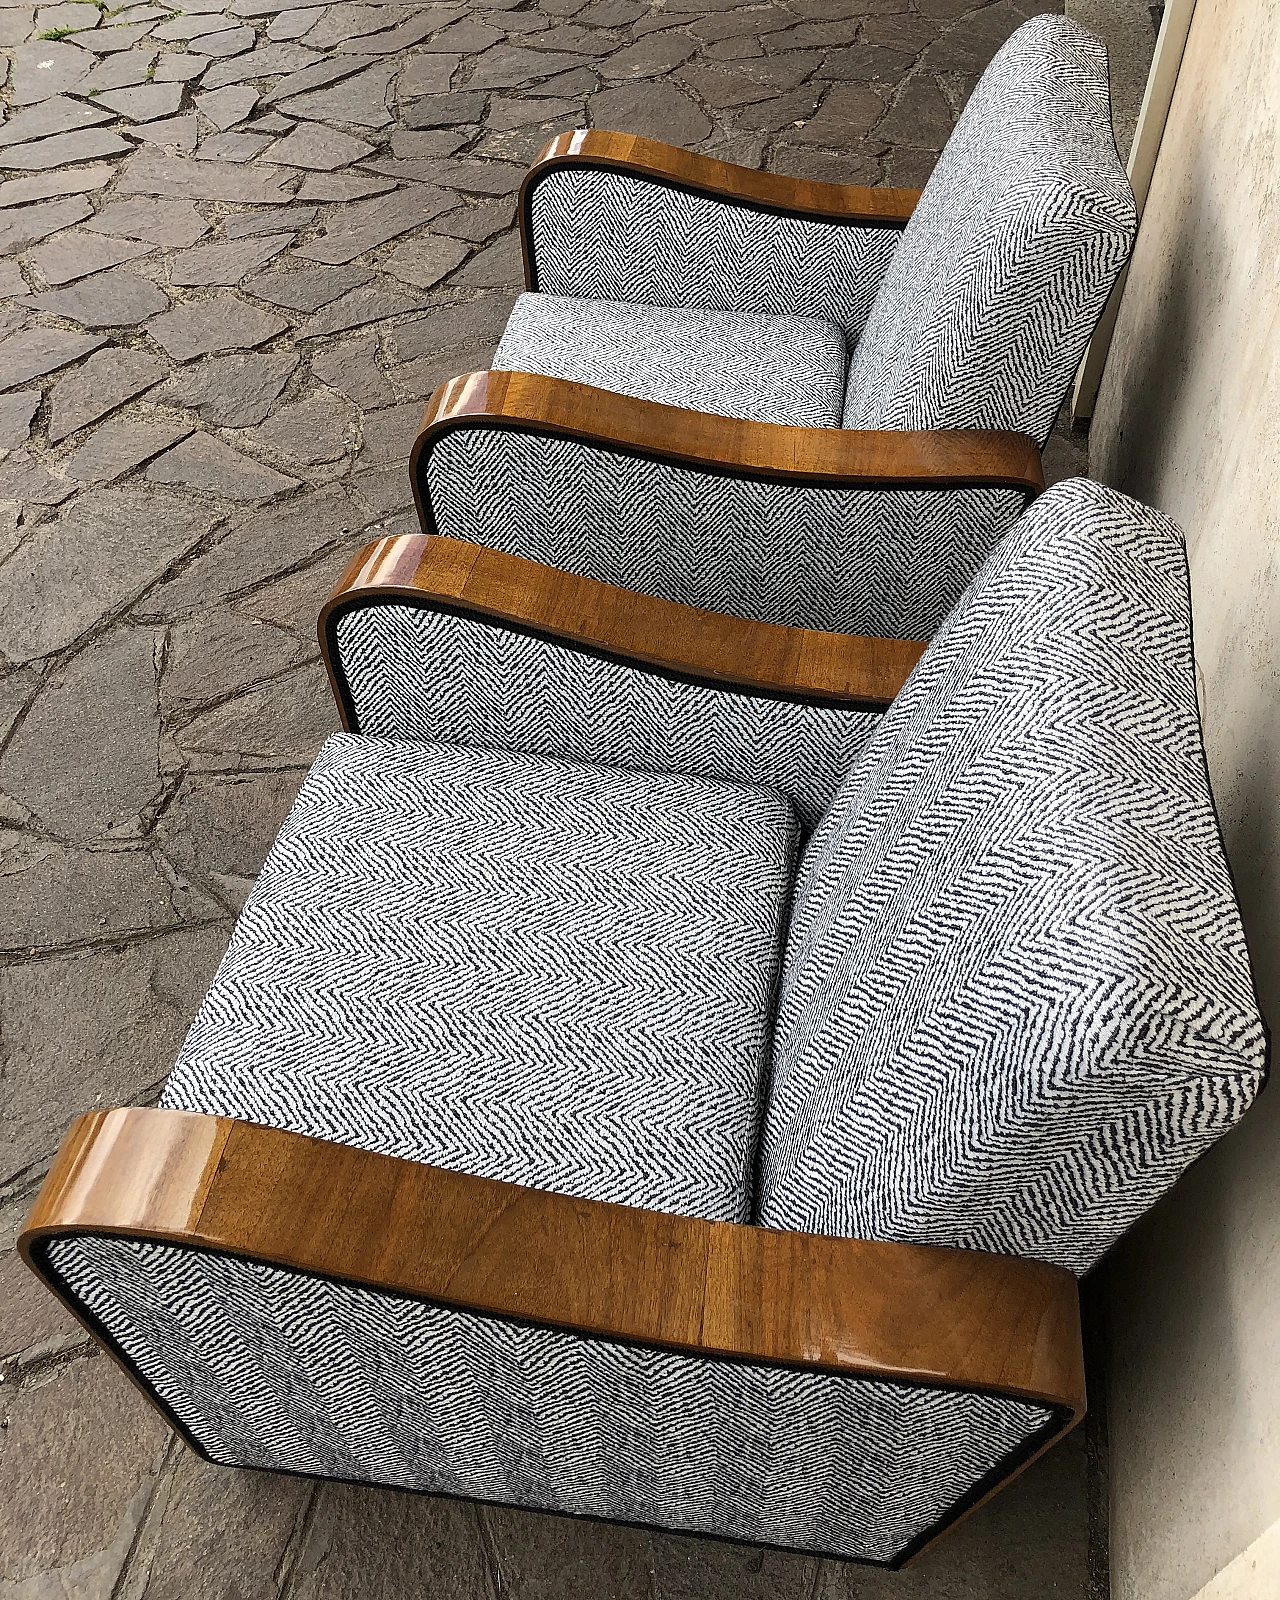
412 370 1045 505
22 1105 1084 1417
521 132 921 273
319 531 929 729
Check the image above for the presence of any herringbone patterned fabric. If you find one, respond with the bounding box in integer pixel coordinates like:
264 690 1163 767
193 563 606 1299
762 479 1268 1273
494 293 849 427
161 735 798 1224
423 429 1019 639
843 17 1137 441
44 1234 1056 1564
527 166 901 346
335 604 881 829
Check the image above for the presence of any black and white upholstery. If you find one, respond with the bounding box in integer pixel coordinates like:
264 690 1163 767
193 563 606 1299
37 481 1266 1564
762 477 1268 1272
162 735 798 1223
494 292 850 428
334 604 880 829
419 15 1137 646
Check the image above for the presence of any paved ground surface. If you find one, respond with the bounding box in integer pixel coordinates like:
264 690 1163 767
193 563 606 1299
0 0 1116 1593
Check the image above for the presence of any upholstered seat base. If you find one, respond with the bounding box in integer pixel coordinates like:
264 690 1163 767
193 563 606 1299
493 291 850 428
162 734 798 1224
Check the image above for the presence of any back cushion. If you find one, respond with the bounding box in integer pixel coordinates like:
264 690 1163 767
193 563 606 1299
843 17 1136 444
759 478 1268 1274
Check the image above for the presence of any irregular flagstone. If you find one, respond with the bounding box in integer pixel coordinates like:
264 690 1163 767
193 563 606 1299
223 203 318 236
243 261 374 311
678 61 788 108
95 81 186 121
22 267 170 326
388 126 466 156
9 41 99 104
0 835 204 954
383 232 468 288
296 275 430 336
588 79 712 143
154 52 211 80
0 485 218 663
298 3 415 49
295 170 395 200
466 45 589 90
91 19 160 52
432 192 514 241
169 231 292 285
277 59 398 126
402 89 486 127
158 610 312 723
525 21 614 54
154 10 246 38
262 120 374 168
147 480 361 613
193 83 260 128
450 227 519 287
73 47 157 91
337 12 443 53
202 26 258 57
63 410 194 483
87 195 209 245
395 51 457 96
116 150 299 202
155 349 300 424
0 127 132 168
200 41 324 92
29 229 154 284
0 453 76 506
600 32 699 78
0 163 115 208
48 344 167 441
262 52 377 102
418 16 502 52
0 193 94 254
36 0 105 30
0 93 113 149
267 5 325 40
196 129 277 160
428 155 525 193
0 390 40 453
246 391 355 464
231 0 352 15
0 6 33 46
125 112 199 149
387 290 514 361
0 326 104 391
291 183 451 263
483 93 579 130
147 291 290 360
173 657 338 770
146 430 301 499
246 111 294 132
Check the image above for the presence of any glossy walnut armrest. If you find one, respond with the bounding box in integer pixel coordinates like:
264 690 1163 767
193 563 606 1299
413 370 1045 505
21 1107 1085 1566
520 131 921 279
319 531 929 728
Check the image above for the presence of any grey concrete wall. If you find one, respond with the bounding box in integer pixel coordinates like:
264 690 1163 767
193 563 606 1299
1088 2 1280 1598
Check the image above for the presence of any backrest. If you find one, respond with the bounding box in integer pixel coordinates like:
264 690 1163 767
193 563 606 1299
759 479 1268 1274
843 18 1136 445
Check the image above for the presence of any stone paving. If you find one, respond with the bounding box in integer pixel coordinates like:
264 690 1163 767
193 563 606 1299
0 0 1107 1593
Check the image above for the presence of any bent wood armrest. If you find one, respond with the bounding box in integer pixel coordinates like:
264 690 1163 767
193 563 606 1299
22 1104 1085 1423
413 370 1046 501
320 531 928 724
521 132 921 267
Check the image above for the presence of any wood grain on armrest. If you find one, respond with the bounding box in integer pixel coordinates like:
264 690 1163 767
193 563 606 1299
21 1104 1085 1420
319 531 929 726
521 130 921 251
412 370 1046 504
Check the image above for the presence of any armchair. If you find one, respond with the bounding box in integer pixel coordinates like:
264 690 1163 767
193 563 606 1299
413 16 1137 644
22 478 1268 1567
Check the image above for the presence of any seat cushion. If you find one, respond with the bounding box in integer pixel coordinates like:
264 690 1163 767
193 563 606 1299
493 291 849 428
760 478 1268 1273
162 735 799 1224
844 16 1136 443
